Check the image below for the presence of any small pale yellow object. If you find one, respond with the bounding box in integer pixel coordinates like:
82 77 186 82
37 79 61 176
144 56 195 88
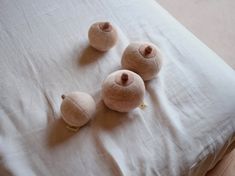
139 102 147 109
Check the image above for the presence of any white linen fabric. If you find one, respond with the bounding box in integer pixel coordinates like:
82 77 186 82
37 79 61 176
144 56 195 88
0 0 235 175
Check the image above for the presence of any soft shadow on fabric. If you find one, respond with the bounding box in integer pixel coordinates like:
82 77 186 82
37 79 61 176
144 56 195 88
46 118 77 147
91 101 135 176
92 101 135 131
78 45 106 66
0 157 14 176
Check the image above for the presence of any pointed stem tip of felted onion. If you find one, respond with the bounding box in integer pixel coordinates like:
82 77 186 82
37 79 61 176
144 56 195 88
144 45 152 55
61 94 66 99
121 73 129 84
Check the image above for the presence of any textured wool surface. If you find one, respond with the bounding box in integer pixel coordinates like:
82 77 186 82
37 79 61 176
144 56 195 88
0 0 235 176
88 22 118 51
121 42 163 81
102 70 145 112
60 92 96 127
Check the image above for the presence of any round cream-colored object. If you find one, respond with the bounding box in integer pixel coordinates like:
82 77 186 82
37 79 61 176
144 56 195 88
60 92 96 128
121 42 163 81
102 70 145 112
88 21 118 51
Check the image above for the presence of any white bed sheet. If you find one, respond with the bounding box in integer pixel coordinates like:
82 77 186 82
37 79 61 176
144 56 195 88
0 0 235 175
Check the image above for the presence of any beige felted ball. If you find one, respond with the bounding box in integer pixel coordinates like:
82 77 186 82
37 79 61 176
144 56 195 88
102 70 145 112
121 42 163 81
88 21 118 51
60 92 96 129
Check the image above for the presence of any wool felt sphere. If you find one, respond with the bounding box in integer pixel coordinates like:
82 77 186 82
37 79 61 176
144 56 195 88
60 92 96 128
102 70 145 112
121 42 163 81
88 22 118 51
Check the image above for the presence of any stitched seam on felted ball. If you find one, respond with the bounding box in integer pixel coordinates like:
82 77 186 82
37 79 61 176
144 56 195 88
61 110 74 126
66 97 90 120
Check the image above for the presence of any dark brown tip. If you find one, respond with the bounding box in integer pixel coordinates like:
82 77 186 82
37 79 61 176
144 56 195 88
103 22 110 29
61 94 66 99
121 73 128 84
99 22 112 32
144 45 152 55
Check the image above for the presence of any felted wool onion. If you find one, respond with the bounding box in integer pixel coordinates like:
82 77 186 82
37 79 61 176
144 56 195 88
102 70 145 112
121 42 163 81
60 92 96 129
88 21 118 51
